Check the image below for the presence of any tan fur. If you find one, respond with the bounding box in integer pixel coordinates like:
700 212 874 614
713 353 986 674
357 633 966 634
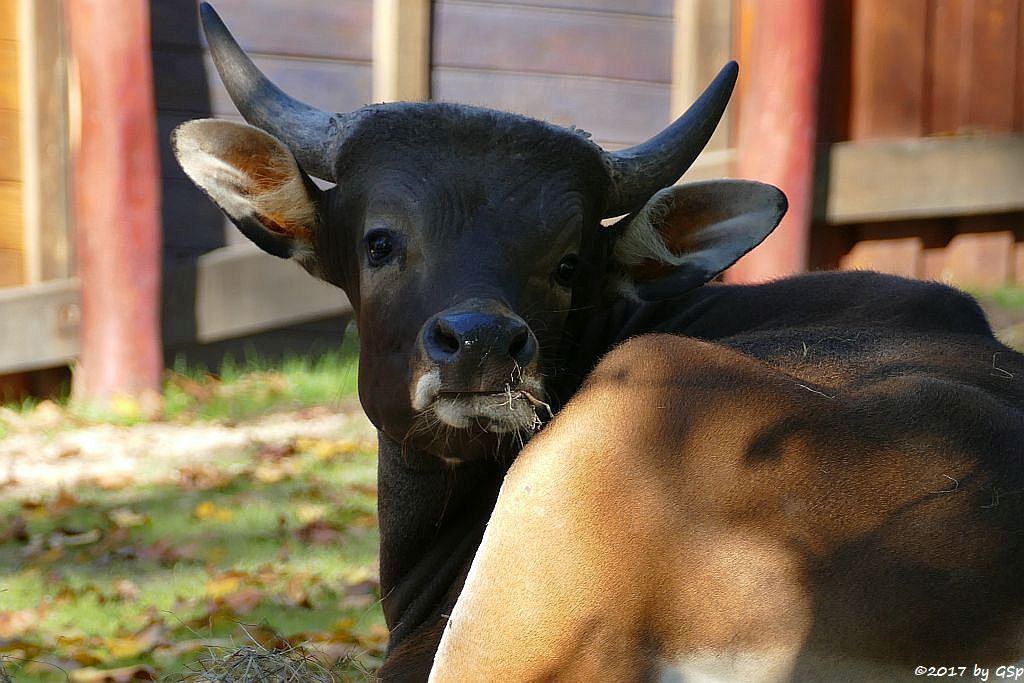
610 180 782 295
173 119 316 242
613 186 692 272
430 334 1024 682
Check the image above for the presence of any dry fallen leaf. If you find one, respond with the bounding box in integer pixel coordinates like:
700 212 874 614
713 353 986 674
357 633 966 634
252 462 296 484
108 508 148 529
294 519 345 546
178 464 233 491
0 515 28 544
112 577 141 602
295 503 328 524
206 572 244 600
0 608 39 638
84 472 136 491
102 622 165 659
193 501 234 522
48 527 102 547
219 586 264 615
69 664 157 682
296 438 360 461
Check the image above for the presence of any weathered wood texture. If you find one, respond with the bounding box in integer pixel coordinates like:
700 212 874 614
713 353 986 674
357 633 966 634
152 0 373 259
827 135 1024 223
850 0 929 139
19 0 73 284
851 0 1024 140
432 0 677 148
0 0 20 287
837 0 1024 288
68 0 162 402
0 246 352 374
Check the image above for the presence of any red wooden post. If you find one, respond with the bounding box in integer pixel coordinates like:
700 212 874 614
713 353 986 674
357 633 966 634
67 0 162 411
727 0 824 282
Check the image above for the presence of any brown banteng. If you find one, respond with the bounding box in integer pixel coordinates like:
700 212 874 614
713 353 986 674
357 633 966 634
432 299 1024 681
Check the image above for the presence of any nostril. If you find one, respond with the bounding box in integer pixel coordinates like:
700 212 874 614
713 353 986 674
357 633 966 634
508 325 537 365
429 319 461 358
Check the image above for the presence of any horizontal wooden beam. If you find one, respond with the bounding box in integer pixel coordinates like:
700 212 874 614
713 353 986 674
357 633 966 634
825 134 1024 224
0 244 352 373
682 148 734 182
163 245 352 346
0 276 80 372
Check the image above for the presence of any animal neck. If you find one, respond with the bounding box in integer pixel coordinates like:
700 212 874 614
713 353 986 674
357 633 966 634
375 431 507 674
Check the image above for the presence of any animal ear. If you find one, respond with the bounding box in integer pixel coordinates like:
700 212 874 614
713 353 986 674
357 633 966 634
172 119 321 262
609 179 787 300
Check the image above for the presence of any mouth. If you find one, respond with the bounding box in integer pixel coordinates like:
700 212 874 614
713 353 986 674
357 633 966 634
413 373 551 433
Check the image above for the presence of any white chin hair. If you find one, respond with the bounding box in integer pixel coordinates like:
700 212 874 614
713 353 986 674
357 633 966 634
433 394 541 433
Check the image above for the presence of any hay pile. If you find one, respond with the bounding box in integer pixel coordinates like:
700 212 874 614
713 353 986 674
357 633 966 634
169 644 374 683
0 657 12 683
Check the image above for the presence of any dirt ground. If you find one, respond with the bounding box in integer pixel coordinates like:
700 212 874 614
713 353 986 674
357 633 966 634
0 401 376 497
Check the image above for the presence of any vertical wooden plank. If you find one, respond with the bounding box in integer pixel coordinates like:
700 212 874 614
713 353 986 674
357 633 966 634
373 0 431 102
921 247 948 280
943 230 1015 286
850 0 928 139
67 0 162 408
0 109 16 180
817 0 853 143
20 0 71 283
0 247 22 286
1016 0 1024 130
0 0 21 288
672 0 733 151
965 0 1019 132
0 42 17 111
0 180 21 249
927 0 968 134
728 0 823 281
0 0 16 41
839 237 923 278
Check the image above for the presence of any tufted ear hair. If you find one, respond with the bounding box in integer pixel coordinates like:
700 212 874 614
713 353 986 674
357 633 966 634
609 179 787 300
172 119 322 272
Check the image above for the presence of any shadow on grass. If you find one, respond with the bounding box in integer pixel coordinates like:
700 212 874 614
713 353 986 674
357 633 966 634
0 444 384 682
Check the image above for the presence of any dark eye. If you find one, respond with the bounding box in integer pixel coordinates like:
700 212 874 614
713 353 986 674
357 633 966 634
366 230 395 267
553 254 579 287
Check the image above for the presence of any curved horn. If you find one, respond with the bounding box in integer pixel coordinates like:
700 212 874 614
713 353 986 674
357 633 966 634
603 61 738 217
199 2 346 181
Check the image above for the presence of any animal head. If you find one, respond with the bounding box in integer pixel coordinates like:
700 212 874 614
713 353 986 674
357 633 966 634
173 3 786 460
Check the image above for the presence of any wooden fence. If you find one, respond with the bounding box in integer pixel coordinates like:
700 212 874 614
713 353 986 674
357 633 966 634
831 0 1024 286
1 0 1023 380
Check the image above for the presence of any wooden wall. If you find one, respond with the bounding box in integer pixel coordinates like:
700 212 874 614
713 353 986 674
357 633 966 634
832 0 1024 288
152 0 373 260
431 0 676 150
0 0 22 287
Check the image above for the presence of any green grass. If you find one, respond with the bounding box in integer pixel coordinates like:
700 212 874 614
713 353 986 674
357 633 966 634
0 331 382 680
0 439 384 681
979 286 1024 310
160 333 360 423
0 331 361 428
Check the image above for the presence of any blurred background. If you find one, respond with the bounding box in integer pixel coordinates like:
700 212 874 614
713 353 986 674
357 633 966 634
0 0 1022 403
